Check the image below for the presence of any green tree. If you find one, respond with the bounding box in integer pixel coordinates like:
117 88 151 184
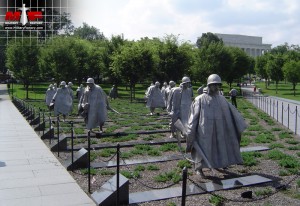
102 35 127 84
196 32 223 48
270 43 289 55
87 41 107 83
73 22 105 41
39 36 77 84
255 54 269 88
111 41 154 101
283 60 300 96
0 25 7 74
71 38 93 84
192 42 232 83
266 54 284 94
6 39 40 99
224 47 252 88
156 35 193 83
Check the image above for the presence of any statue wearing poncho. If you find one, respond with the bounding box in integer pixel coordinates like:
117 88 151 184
45 84 56 108
52 81 73 117
146 81 165 115
80 78 108 131
186 74 247 171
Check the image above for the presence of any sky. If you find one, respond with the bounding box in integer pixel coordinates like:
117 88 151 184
71 0 300 47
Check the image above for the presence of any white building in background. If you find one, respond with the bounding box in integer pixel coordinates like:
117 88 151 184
215 33 272 57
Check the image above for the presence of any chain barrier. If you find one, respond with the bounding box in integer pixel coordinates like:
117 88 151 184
96 151 118 163
283 105 289 112
119 150 178 190
188 172 299 203
70 126 119 162
289 108 297 115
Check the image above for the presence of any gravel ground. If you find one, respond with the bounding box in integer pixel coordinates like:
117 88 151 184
46 107 300 206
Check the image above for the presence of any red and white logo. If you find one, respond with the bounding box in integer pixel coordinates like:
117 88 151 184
4 4 44 30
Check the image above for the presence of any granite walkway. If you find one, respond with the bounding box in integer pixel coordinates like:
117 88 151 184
0 84 95 206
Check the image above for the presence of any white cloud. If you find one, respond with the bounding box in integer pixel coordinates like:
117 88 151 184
70 0 300 47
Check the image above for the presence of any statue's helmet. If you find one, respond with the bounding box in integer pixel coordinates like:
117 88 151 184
207 74 222 85
169 81 175 87
68 82 73 86
182 76 191 83
155 81 160 86
60 81 66 86
86 78 95 84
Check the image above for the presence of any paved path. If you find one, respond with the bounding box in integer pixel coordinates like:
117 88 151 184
241 85 300 136
0 84 95 206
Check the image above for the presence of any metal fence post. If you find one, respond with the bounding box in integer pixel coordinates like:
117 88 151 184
181 167 188 206
71 121 74 167
49 116 52 144
57 116 60 157
276 101 278 122
295 106 298 135
288 104 290 130
272 100 274 118
88 131 91 194
116 143 120 206
42 110 45 137
281 102 283 125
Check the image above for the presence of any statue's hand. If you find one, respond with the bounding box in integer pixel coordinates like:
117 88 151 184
83 103 89 110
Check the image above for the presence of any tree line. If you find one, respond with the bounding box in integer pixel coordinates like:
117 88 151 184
2 21 300 98
255 43 300 96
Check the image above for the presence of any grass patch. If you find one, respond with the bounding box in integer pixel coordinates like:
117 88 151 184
242 131 256 137
279 170 290 176
159 143 178 152
73 138 86 144
134 165 146 172
287 146 300 150
279 131 293 139
271 127 283 132
240 136 252 147
279 155 300 169
286 140 299 145
120 170 140 179
101 134 138 143
166 202 176 206
147 148 162 156
105 125 121 133
177 160 192 169
98 148 116 157
254 132 276 143
247 124 264 131
254 187 273 196
98 169 115 176
209 195 225 206
80 168 97 175
120 151 134 159
154 170 181 183
142 133 164 141
281 189 300 200
266 150 287 160
147 164 160 171
241 152 262 167
269 143 285 149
